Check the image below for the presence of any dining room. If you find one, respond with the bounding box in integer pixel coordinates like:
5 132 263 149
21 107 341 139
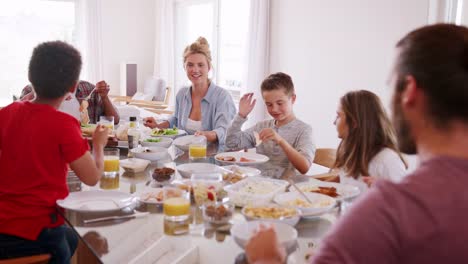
1 0 468 264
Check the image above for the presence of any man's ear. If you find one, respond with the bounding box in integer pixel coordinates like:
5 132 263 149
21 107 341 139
291 94 296 104
402 75 418 109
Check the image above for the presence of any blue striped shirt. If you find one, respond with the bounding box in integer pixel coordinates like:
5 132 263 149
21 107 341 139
168 82 236 143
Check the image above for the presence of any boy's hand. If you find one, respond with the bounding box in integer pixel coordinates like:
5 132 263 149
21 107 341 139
92 125 109 148
259 128 284 144
238 93 256 118
246 224 286 264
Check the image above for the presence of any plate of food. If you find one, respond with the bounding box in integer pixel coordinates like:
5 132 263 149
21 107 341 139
242 204 301 226
274 192 336 218
215 152 269 165
134 187 165 204
291 178 360 201
150 127 187 138
81 123 97 137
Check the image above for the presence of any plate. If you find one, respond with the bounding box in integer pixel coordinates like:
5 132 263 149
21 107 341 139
134 187 164 204
176 163 223 178
292 178 360 201
221 165 261 177
150 128 187 138
57 190 136 212
214 152 269 165
173 135 197 151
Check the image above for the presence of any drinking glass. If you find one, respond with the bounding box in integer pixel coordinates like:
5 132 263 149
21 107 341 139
163 187 191 222
99 116 115 133
103 148 120 176
189 135 207 159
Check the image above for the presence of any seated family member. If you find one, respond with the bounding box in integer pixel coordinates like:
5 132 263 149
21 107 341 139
246 23 468 264
225 72 315 176
143 37 236 143
0 41 109 262
21 80 120 124
333 90 407 191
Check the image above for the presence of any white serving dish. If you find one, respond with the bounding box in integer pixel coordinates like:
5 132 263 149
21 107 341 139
231 221 298 253
224 177 289 207
173 135 197 151
241 205 301 226
274 192 336 217
119 158 150 173
221 165 261 177
176 163 223 179
141 137 173 148
130 146 169 161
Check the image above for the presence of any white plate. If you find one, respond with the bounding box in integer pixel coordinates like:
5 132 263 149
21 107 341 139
150 129 187 139
141 137 173 148
292 178 361 201
274 192 336 217
176 163 223 179
173 135 197 151
221 165 261 177
57 190 136 212
231 221 298 254
215 152 269 165
134 187 164 204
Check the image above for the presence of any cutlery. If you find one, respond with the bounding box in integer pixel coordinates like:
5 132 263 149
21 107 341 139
287 179 314 205
81 87 97 101
84 212 149 224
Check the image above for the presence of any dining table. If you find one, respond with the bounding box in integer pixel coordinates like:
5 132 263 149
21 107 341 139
64 141 350 264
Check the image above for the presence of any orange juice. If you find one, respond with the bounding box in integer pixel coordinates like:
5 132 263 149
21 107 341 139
100 175 120 190
189 145 207 159
104 156 120 172
163 197 190 216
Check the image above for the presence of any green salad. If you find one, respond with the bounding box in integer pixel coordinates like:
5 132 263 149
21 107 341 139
151 127 179 136
144 138 162 143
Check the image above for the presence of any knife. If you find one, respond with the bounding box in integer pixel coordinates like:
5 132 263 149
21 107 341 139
84 212 149 224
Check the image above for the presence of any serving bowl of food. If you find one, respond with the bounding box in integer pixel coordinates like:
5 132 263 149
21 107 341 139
274 192 336 217
152 167 175 184
119 158 150 173
141 137 173 148
202 202 234 225
242 204 301 226
130 146 168 161
176 163 223 179
224 177 289 207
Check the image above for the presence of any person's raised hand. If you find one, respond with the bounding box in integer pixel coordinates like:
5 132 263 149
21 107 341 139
238 93 256 118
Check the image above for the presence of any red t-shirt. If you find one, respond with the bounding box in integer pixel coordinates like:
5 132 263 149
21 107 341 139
313 156 468 264
0 101 89 240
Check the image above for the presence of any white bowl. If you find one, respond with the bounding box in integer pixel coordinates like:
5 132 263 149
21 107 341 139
173 135 197 151
274 192 336 217
231 221 298 253
176 163 223 179
141 137 173 148
241 205 301 226
119 158 150 173
130 146 169 161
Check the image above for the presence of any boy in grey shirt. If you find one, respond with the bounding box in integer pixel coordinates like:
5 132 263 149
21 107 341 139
225 72 315 178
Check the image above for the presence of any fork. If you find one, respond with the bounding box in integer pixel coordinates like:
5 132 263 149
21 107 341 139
82 88 97 101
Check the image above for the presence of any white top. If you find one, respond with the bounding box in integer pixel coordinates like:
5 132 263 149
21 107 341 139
340 147 407 192
185 118 203 133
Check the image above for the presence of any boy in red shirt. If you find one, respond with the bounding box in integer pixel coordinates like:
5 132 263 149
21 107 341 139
0 41 109 263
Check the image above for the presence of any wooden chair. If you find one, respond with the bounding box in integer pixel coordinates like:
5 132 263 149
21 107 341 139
0 254 51 264
110 87 174 115
311 148 339 182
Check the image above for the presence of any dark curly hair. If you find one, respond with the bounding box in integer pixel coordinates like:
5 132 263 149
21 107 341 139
28 41 82 99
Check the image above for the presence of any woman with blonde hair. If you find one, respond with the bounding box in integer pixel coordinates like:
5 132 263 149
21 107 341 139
144 37 236 143
333 90 407 190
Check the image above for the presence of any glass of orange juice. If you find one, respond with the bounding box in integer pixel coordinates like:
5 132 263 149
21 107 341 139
189 135 207 160
163 187 190 222
103 148 120 176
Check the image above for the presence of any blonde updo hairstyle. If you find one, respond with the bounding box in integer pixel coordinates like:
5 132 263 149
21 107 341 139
183 37 213 69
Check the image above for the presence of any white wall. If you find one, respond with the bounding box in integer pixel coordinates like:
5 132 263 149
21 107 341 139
100 0 156 95
269 0 430 148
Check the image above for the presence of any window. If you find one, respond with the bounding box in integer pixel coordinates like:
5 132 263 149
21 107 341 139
174 0 250 103
0 0 76 106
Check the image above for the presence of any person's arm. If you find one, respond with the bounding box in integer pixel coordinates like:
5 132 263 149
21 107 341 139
312 182 401 264
70 125 109 186
95 81 120 124
143 117 170 129
224 93 257 148
205 89 238 143
245 224 286 264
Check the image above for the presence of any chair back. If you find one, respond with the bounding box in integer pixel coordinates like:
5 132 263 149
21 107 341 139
313 148 337 169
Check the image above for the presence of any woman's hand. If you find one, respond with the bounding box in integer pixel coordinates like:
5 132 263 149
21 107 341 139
362 176 377 187
238 93 256 118
259 128 284 144
245 224 286 264
143 117 157 128
195 131 217 143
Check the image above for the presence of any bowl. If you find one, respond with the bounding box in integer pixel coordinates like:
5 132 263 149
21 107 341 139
130 146 169 161
241 205 301 226
173 135 197 151
231 221 298 253
224 177 289 207
152 167 175 183
202 202 234 224
273 192 336 217
119 158 150 173
141 137 173 148
176 163 223 179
